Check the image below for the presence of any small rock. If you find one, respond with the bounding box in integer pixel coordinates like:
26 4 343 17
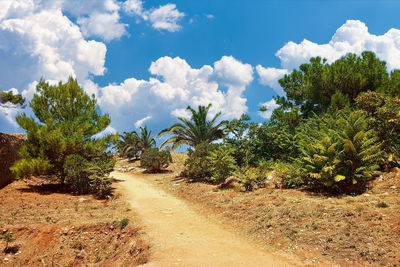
128 167 135 171
383 192 389 196
78 198 87 203
390 185 397 189
62 228 68 235
364 193 370 197
172 183 180 186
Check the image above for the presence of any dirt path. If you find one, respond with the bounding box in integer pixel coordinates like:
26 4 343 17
113 171 295 267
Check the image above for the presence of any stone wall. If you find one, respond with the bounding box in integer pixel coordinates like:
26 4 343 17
0 133 25 188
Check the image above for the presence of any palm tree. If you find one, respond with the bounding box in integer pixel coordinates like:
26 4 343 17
137 126 156 152
117 131 140 159
158 104 226 150
116 126 156 159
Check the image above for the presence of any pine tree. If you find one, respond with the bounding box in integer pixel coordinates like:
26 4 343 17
11 77 112 182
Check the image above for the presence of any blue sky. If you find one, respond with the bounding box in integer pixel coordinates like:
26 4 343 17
1 0 400 142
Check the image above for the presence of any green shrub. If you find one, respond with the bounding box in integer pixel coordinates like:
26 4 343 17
298 135 342 188
376 202 388 208
140 148 172 173
234 166 268 191
296 111 383 193
272 162 304 188
63 155 91 194
119 218 129 229
89 175 112 198
183 142 216 181
0 233 16 246
63 153 114 197
86 153 116 177
207 147 236 184
10 158 52 179
356 91 400 159
338 111 383 189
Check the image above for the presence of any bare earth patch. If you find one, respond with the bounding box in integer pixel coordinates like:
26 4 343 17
118 154 400 266
0 177 149 266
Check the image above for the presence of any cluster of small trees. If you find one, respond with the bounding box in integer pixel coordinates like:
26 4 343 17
7 51 400 196
116 127 172 173
157 51 400 194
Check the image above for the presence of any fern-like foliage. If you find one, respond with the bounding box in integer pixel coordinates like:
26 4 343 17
297 110 383 192
207 147 236 184
338 111 383 185
297 113 342 187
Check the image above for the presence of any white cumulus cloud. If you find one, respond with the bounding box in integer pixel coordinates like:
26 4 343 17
92 125 117 139
0 7 106 84
95 56 253 132
123 0 185 32
256 66 288 96
135 115 152 128
77 11 127 41
123 0 144 16
148 4 185 32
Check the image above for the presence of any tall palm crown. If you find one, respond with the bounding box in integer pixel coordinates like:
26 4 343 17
117 126 155 158
158 104 226 150
138 126 156 151
118 131 140 158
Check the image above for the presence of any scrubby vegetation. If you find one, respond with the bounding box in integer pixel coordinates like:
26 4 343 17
140 148 172 173
3 50 400 265
8 51 399 196
10 78 116 197
160 51 400 195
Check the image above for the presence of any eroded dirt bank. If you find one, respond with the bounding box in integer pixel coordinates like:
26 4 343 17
0 178 149 266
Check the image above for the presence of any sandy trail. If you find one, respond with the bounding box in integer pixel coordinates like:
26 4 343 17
113 171 294 267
